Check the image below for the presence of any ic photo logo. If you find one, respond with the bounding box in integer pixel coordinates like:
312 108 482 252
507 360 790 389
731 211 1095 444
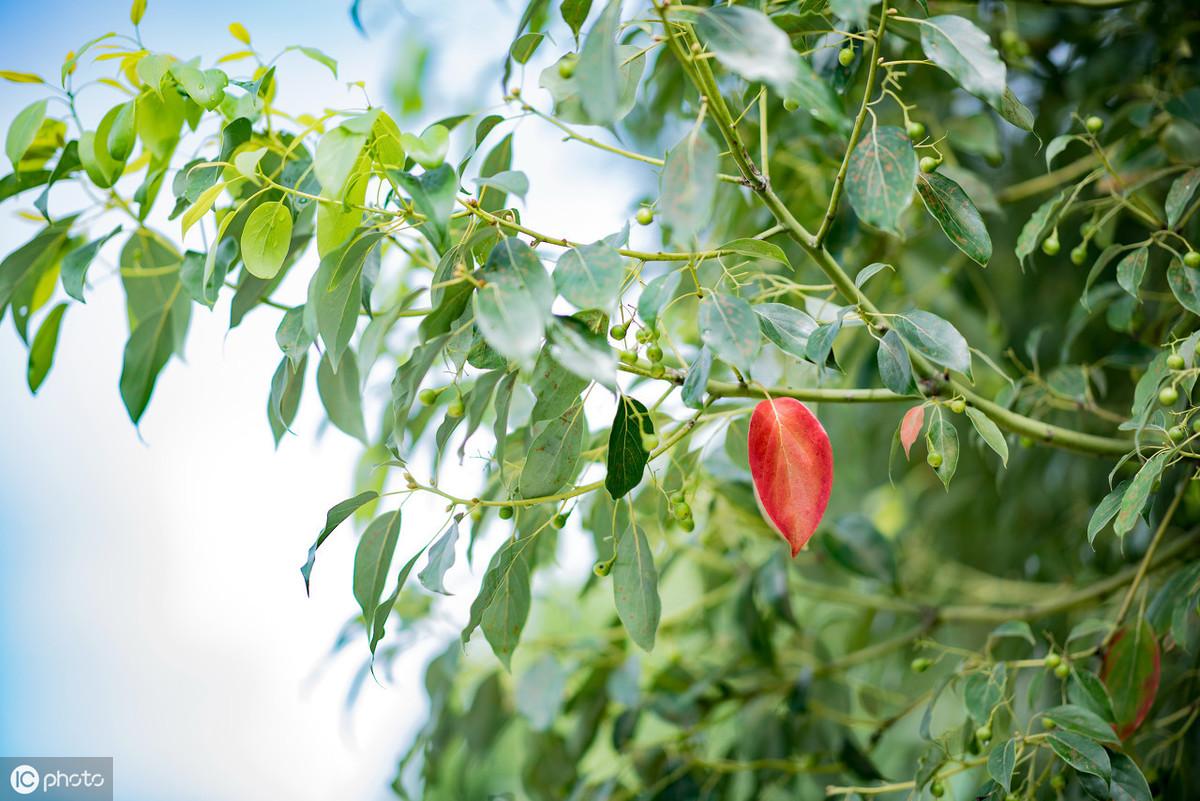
9 765 38 795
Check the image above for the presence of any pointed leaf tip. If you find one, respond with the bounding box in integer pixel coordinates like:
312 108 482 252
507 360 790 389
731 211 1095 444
747 398 834 556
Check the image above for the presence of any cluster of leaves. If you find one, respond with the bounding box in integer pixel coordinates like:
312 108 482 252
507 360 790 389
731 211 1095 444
3 0 1200 799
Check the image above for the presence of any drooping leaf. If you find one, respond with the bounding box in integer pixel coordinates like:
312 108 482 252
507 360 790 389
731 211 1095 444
1016 190 1066 266
699 292 761 371
747 398 834 556
893 310 971 376
473 236 554 364
300 492 377 594
900 405 926 459
1166 167 1200 229
1115 246 1149 298
926 410 959 488
1048 730 1111 783
606 395 653 499
577 0 622 124
1167 258 1200 315
660 128 719 245
845 126 917 233
353 510 403 648
917 171 992 266
464 536 533 670
1101 619 1161 739
267 353 306 446
1042 704 1120 745
1113 452 1169 538
6 99 48 168
613 519 660 652
548 315 616 389
419 522 460 596
637 270 681 329
60 225 121 302
317 350 368 444
519 401 586 499
26 302 67 393
988 738 1017 793
682 347 712 409
920 15 1006 108
964 662 1006 724
876 328 913 395
965 406 1009 467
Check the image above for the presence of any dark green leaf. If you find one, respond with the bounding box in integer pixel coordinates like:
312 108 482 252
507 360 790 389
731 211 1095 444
464 536 533 670
519 401 586 498
299 491 378 594
606 395 653 499
965 406 1009 467
1116 246 1149 298
394 163 457 253
1167 258 1200 315
917 172 991 266
267 354 306 446
317 350 367 444
876 328 913 395
820 514 897 585
893 310 971 375
987 738 1017 793
920 15 1006 107
1113 452 1168 538
1042 704 1120 745
1166 167 1200 229
1088 481 1129 545
926 410 959 488
1048 729 1110 782
26 302 67 393
755 302 817 360
353 510 403 649
845 126 917 233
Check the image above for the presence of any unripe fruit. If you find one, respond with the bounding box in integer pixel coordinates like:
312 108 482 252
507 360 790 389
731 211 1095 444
949 399 966 414
610 323 627 340
649 363 666 378
1000 29 1019 47
558 55 577 80
619 349 638 365
1160 385 1180 406
1051 775 1066 791
470 506 483 522
498 505 514 520
930 781 944 798
1042 717 1056 730
1070 245 1087 265
1042 235 1061 256
975 725 992 743
646 344 663 363
1085 115 1104 134
641 432 659 451
552 513 568 529
927 451 943 468
838 47 854 66
418 387 440 406
1054 662 1070 679
1168 353 1186 370
919 156 939 174
1194 338 1200 358
1170 425 1187 442
1044 652 1062 669
636 207 654 226
1192 418 1200 434
911 657 932 673
446 399 465 418
636 327 653 343
906 121 926 140
670 491 686 505
593 557 613 577
783 98 799 112
1185 251 1200 269
1020 435 1034 447
680 517 695 532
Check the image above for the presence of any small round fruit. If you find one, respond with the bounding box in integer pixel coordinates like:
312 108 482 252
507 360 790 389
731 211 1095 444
610 323 628 340
1000 29 1019 47
649 363 666 378
636 327 652 343
1085 115 1104 134
1051 775 1066 791
911 657 932 673
1042 235 1061 256
919 156 939 174
1044 652 1062 669
1168 353 1186 370
1042 717 1056 730
552 513 568 529
418 387 440 406
906 121 926 140
641 433 659 451
670 491 686 505
646 345 663 363
1192 418 1200 434
1160 385 1180 406
673 502 692 521
593 558 613 577
949 399 966 414
498 505 514 520
1171 425 1188 443
470 506 483 522
783 98 799 112
927 451 943 468
619 349 638 365
975 725 992 743
1070 245 1087 265
930 781 945 798
1194 339 1200 358
680 517 695 532
838 47 855 66
1184 251 1200 269
636 206 654 226
1020 435 1034 448
558 55 577 79
1054 662 1070 679
446 399 465 418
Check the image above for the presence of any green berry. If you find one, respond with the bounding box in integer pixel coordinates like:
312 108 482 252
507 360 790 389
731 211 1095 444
418 387 440 406
911 657 932 673
975 725 992 743
838 47 854 66
1160 385 1180 406
919 156 939 174
1054 662 1070 679
1192 418 1200 434
1000 29 1020 47
610 323 627 340
636 328 652 343
1005 795 1020 801
1168 353 1186 370
949 399 966 414
783 98 799 112
680 517 695 532
446 399 465 418
470 506 483 522
927 451 943 469
1020 435 1034 448
552 513 568 529
646 344 663 363
673 501 691 521
1171 425 1188 443
906 121 926 140
1085 115 1104 134
670 491 687 505
593 558 613 577
1044 652 1062 669
1042 235 1061 256
498 505 514 520
1051 775 1066 791
1042 717 1056 730
649 363 666 378
641 432 659 451
636 206 654 226
1194 339 1200 358
1070 245 1087 265
619 349 638 365
930 781 944 798
557 55 577 80
1184 251 1200 269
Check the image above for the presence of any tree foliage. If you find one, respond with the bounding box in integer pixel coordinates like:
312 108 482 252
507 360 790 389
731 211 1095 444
3 0 1200 798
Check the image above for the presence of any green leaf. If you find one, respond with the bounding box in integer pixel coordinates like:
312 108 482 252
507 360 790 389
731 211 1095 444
353 510 403 648
1016 190 1066 266
394 163 457 254
577 0 623 125
400 124 449 170
926 410 959 488
301 490 381 593
660 128 719 245
419 522 460 596
547 315 616 389
876 328 913 395
917 172 991 266
317 350 368 443
464 536 533 670
820 514 897 586
755 302 817 360
6 99 48 169
539 44 646 126
555 239 624 311
1166 167 1200 229
291 45 338 77
613 520 660 652
61 225 121 302
510 31 544 64
693 5 800 91
474 236 554 364
276 305 313 368
606 395 653 500
1102 618 1160 739
119 291 187 424
530 349 589 423
1069 667 1117 725
1048 730 1111 783
1042 704 1120 745
1167 258 1200 315
1101 753 1152 801
719 238 789 266
699 292 761 371
519 401 586 499
638 271 681 329
920 15 1006 108
855 262 893 289
682 347 712 409
893 310 971 376
314 123 368 197
267 354 306 446
241 201 293 279
368 545 426 657
1116 246 1149 298
845 126 917 234
310 232 383 371
1089 481 1129 545
987 738 1017 793
964 662 1006 724
106 101 136 162
561 0 593 40
1113 451 1169 538
965 406 1009 467
831 0 871 26
474 169 529 203
516 653 567 731
26 302 67 393
989 621 1035 647
170 63 228 109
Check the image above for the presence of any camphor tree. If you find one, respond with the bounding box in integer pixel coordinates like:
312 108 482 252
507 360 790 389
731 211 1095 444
3 0 1200 797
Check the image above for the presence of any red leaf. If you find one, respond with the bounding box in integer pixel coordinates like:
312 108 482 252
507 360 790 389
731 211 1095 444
900 405 925 459
1101 619 1161 739
747 397 834 556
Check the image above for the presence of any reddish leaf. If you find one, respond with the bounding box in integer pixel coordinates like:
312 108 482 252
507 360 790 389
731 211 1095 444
1101 619 1161 739
747 398 834 556
900 405 925 459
